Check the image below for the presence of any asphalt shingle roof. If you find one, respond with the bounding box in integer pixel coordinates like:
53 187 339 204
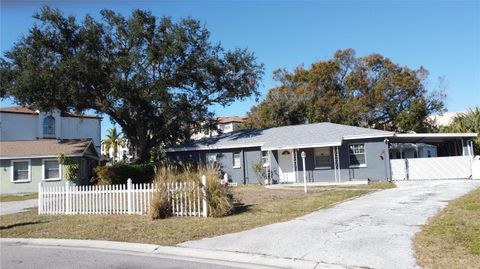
0 139 94 158
169 122 394 152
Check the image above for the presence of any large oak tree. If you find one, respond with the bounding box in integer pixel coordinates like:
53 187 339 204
244 49 445 132
1 7 264 162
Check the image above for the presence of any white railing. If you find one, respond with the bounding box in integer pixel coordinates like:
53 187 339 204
38 176 208 217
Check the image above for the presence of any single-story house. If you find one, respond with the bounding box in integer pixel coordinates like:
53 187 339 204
166 122 477 184
0 139 100 194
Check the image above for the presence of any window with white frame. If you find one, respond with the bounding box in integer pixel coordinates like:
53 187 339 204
349 144 366 167
12 160 30 182
43 159 61 180
314 147 331 168
233 152 241 168
206 153 217 163
261 151 269 167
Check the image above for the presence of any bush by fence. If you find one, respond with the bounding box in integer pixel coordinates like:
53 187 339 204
94 163 155 185
154 165 235 217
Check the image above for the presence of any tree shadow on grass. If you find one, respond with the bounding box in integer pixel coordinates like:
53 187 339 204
0 221 47 230
232 202 253 215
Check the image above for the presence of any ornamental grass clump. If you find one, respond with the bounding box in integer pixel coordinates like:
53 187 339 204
147 183 171 220
197 165 235 217
153 163 235 218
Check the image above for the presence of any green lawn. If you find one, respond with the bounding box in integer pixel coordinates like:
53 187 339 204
0 193 38 203
1 183 390 245
414 187 480 269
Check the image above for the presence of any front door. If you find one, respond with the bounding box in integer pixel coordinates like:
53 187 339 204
278 150 295 183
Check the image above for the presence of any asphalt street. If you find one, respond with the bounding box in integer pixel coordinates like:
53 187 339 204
0 244 247 269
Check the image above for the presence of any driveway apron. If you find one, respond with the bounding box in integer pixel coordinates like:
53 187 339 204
179 180 480 269
0 199 37 216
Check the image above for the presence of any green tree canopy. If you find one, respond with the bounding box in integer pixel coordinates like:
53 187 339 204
244 49 445 132
1 7 264 162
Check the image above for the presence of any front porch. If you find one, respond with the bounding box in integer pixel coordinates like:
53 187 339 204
263 145 344 185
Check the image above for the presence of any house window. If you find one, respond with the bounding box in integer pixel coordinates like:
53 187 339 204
43 159 61 180
206 153 217 163
314 147 331 168
11 160 30 182
233 152 241 168
43 115 56 136
261 151 269 167
349 144 366 167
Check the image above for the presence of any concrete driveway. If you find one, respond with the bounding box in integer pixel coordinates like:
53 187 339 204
180 180 480 269
0 199 37 216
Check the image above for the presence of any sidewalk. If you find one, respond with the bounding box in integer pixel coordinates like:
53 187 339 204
0 199 37 216
0 238 349 269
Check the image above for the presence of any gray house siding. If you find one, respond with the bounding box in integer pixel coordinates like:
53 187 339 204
293 138 390 182
167 147 262 185
168 139 390 184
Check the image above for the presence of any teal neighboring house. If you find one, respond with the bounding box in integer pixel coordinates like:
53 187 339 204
0 139 100 194
0 106 102 194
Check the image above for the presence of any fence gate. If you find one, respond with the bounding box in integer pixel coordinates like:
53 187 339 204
390 156 473 180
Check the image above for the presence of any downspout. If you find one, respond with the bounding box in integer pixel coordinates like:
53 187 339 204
242 149 247 184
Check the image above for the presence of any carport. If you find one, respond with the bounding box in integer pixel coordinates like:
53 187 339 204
388 133 477 180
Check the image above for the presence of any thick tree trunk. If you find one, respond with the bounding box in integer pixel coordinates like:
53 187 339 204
132 138 151 163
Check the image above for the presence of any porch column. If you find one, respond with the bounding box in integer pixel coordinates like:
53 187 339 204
333 147 338 183
336 146 341 183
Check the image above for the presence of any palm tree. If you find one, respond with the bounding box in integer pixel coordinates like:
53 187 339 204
103 127 125 162
441 107 480 155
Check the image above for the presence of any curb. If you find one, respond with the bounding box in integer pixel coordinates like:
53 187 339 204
0 238 350 269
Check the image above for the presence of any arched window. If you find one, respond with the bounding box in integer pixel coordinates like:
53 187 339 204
43 116 55 136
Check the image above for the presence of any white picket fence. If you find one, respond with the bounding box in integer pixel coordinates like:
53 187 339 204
38 177 208 217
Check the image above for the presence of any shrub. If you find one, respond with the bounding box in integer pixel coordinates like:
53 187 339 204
94 163 154 185
199 165 235 217
153 164 235 217
57 153 80 181
147 183 171 220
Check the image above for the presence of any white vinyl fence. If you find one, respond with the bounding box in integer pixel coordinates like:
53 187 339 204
38 177 208 217
391 156 473 180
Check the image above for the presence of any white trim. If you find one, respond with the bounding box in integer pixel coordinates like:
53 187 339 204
165 143 264 152
0 153 83 160
262 142 342 151
348 143 368 168
233 152 241 169
394 133 477 138
42 158 62 181
349 164 367 168
10 159 31 183
343 133 394 140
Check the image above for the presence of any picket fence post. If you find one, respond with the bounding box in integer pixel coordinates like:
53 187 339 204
38 182 43 214
127 178 133 214
201 175 208 217
65 181 71 214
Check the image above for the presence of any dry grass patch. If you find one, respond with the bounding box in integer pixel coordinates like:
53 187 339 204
1 185 386 245
0 193 38 202
414 187 480 269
